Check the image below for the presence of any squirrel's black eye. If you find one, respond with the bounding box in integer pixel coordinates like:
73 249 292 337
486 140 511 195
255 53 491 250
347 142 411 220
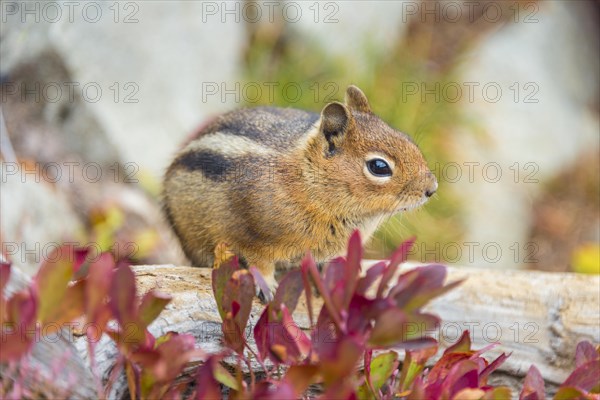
366 158 392 177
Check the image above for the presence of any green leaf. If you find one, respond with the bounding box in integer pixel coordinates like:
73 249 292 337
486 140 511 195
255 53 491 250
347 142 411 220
484 386 512 400
139 290 171 327
283 365 320 397
553 387 585 400
369 352 399 390
213 361 240 390
40 280 86 333
358 351 399 399
369 309 439 347
211 258 239 320
445 330 472 354
356 384 375 400
398 345 437 392
35 245 75 323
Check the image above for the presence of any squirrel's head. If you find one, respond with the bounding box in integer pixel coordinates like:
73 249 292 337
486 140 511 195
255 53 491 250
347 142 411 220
305 85 437 217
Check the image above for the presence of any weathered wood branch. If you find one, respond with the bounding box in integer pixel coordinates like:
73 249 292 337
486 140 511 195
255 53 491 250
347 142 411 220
105 263 600 397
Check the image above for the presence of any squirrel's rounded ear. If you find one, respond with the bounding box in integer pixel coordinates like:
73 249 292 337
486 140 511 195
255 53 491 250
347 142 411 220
345 85 371 113
320 102 351 154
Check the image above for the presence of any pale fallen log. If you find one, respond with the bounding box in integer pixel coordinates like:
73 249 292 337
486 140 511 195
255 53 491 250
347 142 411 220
2 262 599 398
103 263 599 397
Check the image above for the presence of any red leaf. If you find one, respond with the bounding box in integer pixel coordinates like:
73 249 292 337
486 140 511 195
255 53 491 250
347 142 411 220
342 230 362 306
305 255 343 331
1 286 37 361
110 264 137 324
319 336 363 385
560 359 600 393
282 365 320 397
73 248 90 274
445 330 472 354
273 269 304 314
196 356 223 399
222 312 245 354
83 253 115 362
479 352 511 382
311 306 339 359
575 340 599 368
346 230 363 273
212 260 254 346
129 348 161 368
231 300 240 317
273 305 311 364
224 269 255 334
369 308 439 348
427 353 471 384
211 257 240 320
152 333 197 382
396 337 439 351
324 257 348 311
7 286 37 327
254 304 311 365
519 365 545 400
85 253 115 318
1 261 12 325
253 305 271 361
443 361 479 398
253 381 296 399
346 293 376 335
0 261 11 293
390 264 462 312
355 261 386 296
110 264 145 345
324 257 346 292
377 237 415 298
320 382 358 399
300 254 316 328
409 343 439 364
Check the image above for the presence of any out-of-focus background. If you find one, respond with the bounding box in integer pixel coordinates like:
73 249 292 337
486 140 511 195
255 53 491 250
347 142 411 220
1 0 598 277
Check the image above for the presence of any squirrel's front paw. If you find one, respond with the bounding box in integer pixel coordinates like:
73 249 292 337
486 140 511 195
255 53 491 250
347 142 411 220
256 275 278 304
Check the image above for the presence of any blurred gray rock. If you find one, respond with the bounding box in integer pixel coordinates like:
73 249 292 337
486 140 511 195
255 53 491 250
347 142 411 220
0 162 84 275
454 0 599 268
1 1 245 178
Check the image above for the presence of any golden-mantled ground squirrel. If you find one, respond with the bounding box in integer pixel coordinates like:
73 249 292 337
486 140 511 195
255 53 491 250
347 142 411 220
163 85 437 297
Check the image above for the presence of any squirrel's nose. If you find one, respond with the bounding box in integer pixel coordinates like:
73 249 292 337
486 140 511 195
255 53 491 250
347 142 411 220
424 173 438 198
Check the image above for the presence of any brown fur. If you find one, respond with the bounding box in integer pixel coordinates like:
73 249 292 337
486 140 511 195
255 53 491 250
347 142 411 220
163 86 437 291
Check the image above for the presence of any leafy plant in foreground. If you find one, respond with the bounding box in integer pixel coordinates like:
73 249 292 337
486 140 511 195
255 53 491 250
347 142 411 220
1 233 598 399
519 341 600 400
208 231 599 399
0 247 201 399
208 232 512 398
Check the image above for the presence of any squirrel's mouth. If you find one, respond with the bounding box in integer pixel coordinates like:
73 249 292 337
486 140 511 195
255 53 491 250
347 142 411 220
394 196 429 213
